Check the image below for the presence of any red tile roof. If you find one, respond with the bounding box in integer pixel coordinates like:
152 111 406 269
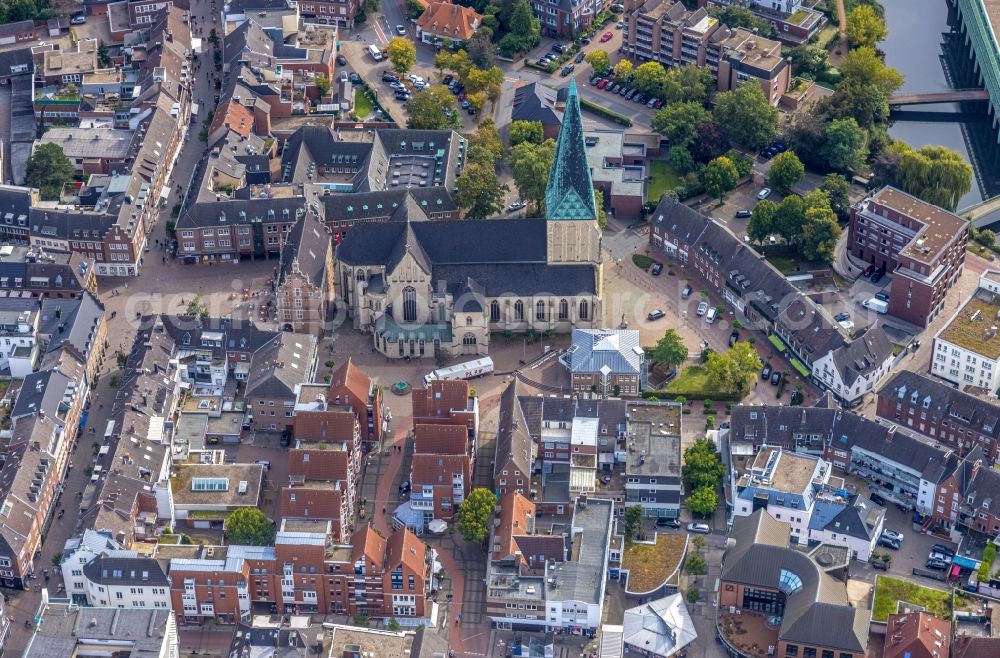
410 453 470 487
351 524 386 571
387 527 425 575
328 357 372 405
210 99 254 138
416 1 482 42
414 424 467 455
293 409 357 442
491 491 534 561
882 612 950 658
412 380 469 424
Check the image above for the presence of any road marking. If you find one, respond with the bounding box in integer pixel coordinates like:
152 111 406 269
373 20 388 45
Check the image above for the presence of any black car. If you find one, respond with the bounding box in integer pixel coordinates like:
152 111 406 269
442 75 454 85
925 558 950 571
349 72 362 85
874 291 890 302
279 431 292 448
761 363 772 379
575 51 586 63
834 312 850 322
735 209 752 218
878 536 900 550
651 262 663 275
932 543 956 557
552 44 566 53
729 331 739 347
656 518 682 528
336 54 348 66
383 72 399 83
869 493 886 506
561 65 575 77
870 267 886 284
770 370 781 386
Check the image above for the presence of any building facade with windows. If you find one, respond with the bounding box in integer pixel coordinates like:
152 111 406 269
930 271 1000 393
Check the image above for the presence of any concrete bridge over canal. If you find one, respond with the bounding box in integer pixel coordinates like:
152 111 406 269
888 88 990 106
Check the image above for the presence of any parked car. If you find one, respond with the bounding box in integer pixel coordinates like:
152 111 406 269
878 536 900 550
395 91 411 101
561 65 575 77
575 52 586 63
618 85 630 96
600 31 614 42
882 529 904 542
339 71 349 83
647 309 666 321
647 98 658 108
925 558 950 571
687 523 711 534
874 291 890 302
870 267 886 284
552 44 566 53
71 14 86 24
932 544 956 557
729 331 739 347
869 492 886 506
696 301 709 316
280 431 292 448
624 89 637 100
928 551 951 563
597 78 610 89
654 99 664 108
507 200 526 212
591 75 603 85
681 285 692 299
834 312 851 322
383 72 399 82
757 188 772 200
349 72 362 85
770 370 782 386
336 54 348 66
399 480 411 494
656 518 681 528
651 262 663 275
761 363 772 379
407 74 425 84
395 24 407 35
735 209 752 218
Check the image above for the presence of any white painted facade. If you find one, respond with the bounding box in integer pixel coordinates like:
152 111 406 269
812 347 895 406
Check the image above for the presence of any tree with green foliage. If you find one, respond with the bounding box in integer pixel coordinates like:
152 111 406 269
713 83 779 150
773 194 806 247
682 438 725 491
594 189 607 231
633 61 668 96
510 120 544 146
456 163 508 219
707 4 772 36
225 508 275 545
498 0 540 56
705 342 761 395
768 151 805 195
821 118 868 173
435 49 472 80
691 121 729 164
623 504 643 541
651 329 687 368
315 73 331 97
702 156 739 202
667 145 695 175
25 143 75 201
613 59 633 79
457 487 497 543
686 585 701 603
652 101 711 147
467 30 497 69
685 553 707 575
387 37 416 74
585 50 611 75
821 173 852 219
747 199 777 244
186 295 209 318
662 64 715 105
839 46 904 95
846 5 888 48
878 142 972 211
687 486 718 517
508 138 556 213
787 45 829 79
387 618 401 632
800 191 842 262
406 87 460 130
467 119 505 166
825 79 890 130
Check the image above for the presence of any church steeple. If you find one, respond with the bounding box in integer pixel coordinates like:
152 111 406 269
545 79 597 222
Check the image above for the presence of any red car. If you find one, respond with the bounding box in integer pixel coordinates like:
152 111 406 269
596 78 610 89
863 264 875 277
600 31 614 42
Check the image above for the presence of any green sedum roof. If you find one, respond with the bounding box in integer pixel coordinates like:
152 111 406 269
545 79 597 222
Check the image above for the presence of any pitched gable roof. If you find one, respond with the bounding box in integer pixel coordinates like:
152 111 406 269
416 1 482 41
495 379 532 477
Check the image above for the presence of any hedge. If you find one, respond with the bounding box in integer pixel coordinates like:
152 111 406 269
524 60 557 74
579 98 633 126
643 389 743 402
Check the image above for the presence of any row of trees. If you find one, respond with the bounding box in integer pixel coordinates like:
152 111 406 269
682 439 725 517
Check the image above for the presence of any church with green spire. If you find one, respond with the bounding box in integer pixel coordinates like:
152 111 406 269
333 80 604 360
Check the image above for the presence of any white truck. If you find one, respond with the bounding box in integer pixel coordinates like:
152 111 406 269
863 298 889 314
424 356 494 385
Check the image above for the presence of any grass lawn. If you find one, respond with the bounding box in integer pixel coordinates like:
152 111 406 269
647 160 683 202
664 365 729 398
871 575 952 622
354 89 375 118
622 535 687 593
766 255 797 275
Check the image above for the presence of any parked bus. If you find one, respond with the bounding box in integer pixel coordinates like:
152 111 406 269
424 356 494 385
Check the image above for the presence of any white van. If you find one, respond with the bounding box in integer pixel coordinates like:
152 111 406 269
367 44 383 61
705 307 718 324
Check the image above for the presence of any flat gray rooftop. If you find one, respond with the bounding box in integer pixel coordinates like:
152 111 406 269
25 603 173 657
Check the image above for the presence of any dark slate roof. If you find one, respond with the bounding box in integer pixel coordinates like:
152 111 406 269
39 291 104 358
321 188 456 224
12 369 71 420
433 263 597 297
246 332 316 399
819 495 884 541
878 371 1000 442
495 379 533 477
511 82 561 127
28 208 116 241
177 197 306 228
222 20 275 71
387 222 432 274
0 48 31 78
723 511 867 652
278 212 329 287
544 80 596 222
337 218 548 266
828 325 893 385
82 555 169 587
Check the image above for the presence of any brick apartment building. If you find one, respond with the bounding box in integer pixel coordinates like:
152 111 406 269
411 379 479 440
167 522 430 624
407 424 472 523
176 197 308 263
275 212 334 337
877 371 1000 463
848 186 969 327
328 358 384 447
624 0 791 105
534 0 613 39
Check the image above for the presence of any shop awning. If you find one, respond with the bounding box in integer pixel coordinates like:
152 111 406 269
768 334 787 351
790 358 810 377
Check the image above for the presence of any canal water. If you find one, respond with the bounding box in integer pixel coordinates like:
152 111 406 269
880 0 991 208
